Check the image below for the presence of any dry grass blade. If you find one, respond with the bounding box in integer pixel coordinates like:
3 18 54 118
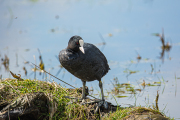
10 71 23 81
155 91 159 110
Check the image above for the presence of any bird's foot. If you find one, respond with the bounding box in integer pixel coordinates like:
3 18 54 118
98 100 108 109
80 98 95 105
67 98 93 105
65 96 108 111
95 100 108 113
80 99 108 108
65 96 85 105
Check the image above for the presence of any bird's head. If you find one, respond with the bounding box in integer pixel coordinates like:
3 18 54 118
68 35 85 54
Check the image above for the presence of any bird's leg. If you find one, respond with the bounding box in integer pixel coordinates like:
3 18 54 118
82 81 86 99
65 81 86 104
99 80 104 101
96 80 108 110
65 81 86 105
68 81 86 104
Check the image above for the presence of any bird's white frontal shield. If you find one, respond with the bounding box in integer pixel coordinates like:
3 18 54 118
79 39 85 54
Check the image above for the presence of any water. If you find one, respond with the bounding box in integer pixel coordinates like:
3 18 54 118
1 0 180 118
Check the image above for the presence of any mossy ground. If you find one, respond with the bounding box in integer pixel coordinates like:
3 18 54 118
0 78 173 120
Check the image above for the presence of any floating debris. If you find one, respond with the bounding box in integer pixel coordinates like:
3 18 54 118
51 28 55 32
24 61 29 64
152 28 172 63
135 51 141 63
150 64 154 74
24 49 30 52
55 15 59 19
124 69 139 77
111 77 141 98
155 91 159 110
10 71 23 81
38 49 45 76
135 89 141 92
137 54 141 61
1 55 9 71
141 80 146 88
141 80 161 88
108 33 113 37
116 95 128 98
23 66 27 76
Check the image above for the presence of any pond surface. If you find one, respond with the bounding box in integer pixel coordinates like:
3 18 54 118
1 0 180 118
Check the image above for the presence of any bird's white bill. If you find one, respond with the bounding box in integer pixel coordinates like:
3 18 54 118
79 46 85 54
79 39 85 54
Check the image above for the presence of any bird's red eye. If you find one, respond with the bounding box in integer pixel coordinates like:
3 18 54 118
76 42 79 44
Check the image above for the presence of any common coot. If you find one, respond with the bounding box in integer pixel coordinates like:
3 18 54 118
59 35 110 104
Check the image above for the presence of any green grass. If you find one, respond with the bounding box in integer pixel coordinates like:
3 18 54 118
104 107 172 120
0 78 173 120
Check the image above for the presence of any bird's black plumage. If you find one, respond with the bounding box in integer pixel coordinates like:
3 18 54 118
59 35 110 102
59 36 109 82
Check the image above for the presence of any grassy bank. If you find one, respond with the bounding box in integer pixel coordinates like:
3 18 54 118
0 78 173 120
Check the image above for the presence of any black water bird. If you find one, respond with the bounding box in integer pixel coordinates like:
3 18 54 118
59 35 110 105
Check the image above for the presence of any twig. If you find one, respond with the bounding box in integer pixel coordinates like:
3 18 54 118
26 94 31 107
31 62 97 99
